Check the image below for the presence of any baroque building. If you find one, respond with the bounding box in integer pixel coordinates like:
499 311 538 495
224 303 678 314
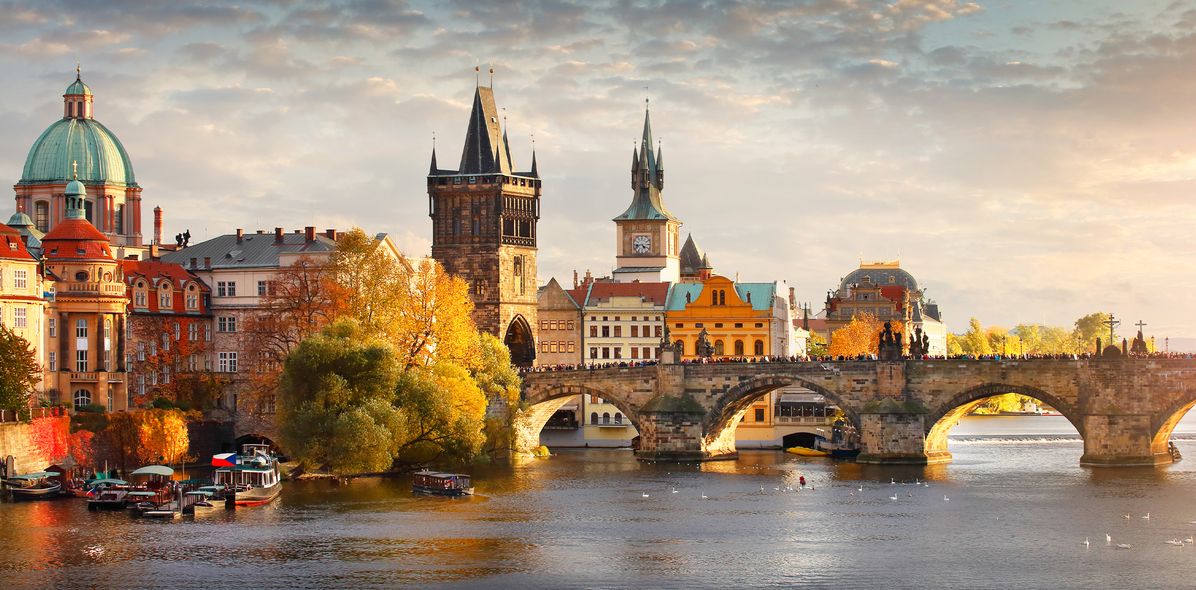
15 70 145 258
428 84 539 366
41 177 129 411
821 260 947 356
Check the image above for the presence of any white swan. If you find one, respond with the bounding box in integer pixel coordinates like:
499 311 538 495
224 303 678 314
889 494 898 501
1084 537 1090 548
1166 539 1185 546
671 487 678 494
1142 513 1151 520
1106 533 1112 545
1116 543 1132 549
943 495 950 502
1122 514 1131 519
642 492 650 498
701 494 708 500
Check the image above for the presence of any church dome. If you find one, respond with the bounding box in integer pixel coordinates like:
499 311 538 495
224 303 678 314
20 118 137 187
65 78 92 96
841 264 918 291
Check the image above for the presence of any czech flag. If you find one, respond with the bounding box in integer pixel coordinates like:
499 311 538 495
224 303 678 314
211 453 237 467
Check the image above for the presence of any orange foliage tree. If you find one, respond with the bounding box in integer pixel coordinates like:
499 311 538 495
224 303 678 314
828 312 886 357
135 409 192 465
29 415 70 461
128 316 223 409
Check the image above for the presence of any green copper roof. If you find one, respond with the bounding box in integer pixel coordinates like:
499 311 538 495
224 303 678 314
20 118 137 187
65 78 92 96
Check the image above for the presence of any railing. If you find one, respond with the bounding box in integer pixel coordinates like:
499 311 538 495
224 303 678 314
0 406 65 423
775 415 834 425
56 281 126 297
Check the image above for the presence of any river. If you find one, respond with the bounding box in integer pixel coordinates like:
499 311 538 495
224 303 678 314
4 415 1196 589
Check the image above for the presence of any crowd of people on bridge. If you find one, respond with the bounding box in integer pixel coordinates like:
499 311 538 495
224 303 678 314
517 351 1196 374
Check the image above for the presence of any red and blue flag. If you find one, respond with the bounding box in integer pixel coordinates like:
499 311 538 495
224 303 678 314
211 453 237 467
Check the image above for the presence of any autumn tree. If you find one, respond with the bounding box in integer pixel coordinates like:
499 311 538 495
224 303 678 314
389 258 479 370
325 228 408 333
136 409 192 465
241 256 344 417
957 318 992 356
827 313 882 357
806 330 828 357
1073 312 1116 354
0 325 40 414
393 361 487 464
472 333 523 453
128 315 222 409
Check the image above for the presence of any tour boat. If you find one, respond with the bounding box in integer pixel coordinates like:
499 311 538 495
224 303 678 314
213 444 282 507
4 471 63 500
412 470 474 496
87 488 130 510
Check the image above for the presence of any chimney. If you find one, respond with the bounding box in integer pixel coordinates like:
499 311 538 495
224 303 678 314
256 229 264 234
149 243 160 260
324 228 337 240
153 206 163 246
189 257 197 269
203 256 211 269
236 228 244 243
573 269 579 289
274 227 283 244
304 226 315 242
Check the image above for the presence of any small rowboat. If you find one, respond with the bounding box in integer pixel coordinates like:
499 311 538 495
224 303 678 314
785 447 830 457
4 471 63 500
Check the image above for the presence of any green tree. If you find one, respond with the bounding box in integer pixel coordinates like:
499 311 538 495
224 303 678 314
0 326 40 414
1013 324 1042 354
472 333 522 453
806 331 828 357
393 362 488 464
276 321 401 474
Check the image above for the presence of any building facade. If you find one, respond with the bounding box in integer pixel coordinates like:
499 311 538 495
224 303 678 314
428 84 540 366
581 281 669 364
822 260 947 356
14 70 145 258
121 258 214 408
41 177 129 411
0 223 48 392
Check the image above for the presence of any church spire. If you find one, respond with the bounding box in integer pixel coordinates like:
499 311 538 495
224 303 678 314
615 102 676 222
530 147 538 178
458 84 511 175
429 146 438 175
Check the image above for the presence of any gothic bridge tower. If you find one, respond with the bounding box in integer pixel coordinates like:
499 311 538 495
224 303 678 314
428 83 540 366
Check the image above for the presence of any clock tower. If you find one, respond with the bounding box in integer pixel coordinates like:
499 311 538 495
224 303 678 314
612 103 681 284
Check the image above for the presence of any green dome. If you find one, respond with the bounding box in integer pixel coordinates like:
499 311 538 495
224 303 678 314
65 78 92 96
19 118 137 187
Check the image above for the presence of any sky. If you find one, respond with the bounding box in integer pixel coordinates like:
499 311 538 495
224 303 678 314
1 0 1195 344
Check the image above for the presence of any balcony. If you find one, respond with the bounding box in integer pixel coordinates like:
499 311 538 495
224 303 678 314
68 371 124 383
775 415 834 425
57 281 126 297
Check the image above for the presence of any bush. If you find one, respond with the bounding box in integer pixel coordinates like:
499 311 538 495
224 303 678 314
77 403 106 414
150 397 175 410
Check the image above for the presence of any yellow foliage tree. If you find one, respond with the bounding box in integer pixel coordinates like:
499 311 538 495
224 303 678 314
136 409 191 465
828 312 886 357
325 228 408 333
390 258 479 370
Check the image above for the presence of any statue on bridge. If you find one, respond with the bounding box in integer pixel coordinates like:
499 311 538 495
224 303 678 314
878 321 903 361
909 326 930 357
696 327 714 359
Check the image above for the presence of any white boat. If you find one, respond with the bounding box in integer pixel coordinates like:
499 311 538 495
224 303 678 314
213 444 282 507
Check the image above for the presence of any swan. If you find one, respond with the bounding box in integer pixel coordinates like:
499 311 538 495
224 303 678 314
1166 539 1185 546
642 492 650 498
1142 513 1151 520
671 487 678 494
701 494 708 500
907 492 913 498
858 485 864 492
943 495 950 502
889 494 898 501
890 478 896 485
1084 537 1090 548
1106 533 1112 545
1116 543 1132 549
1123 514 1131 519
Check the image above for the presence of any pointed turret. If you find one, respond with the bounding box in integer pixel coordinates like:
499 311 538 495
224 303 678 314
655 143 664 189
457 86 511 175
615 104 676 222
429 147 439 175
502 126 515 173
530 149 538 178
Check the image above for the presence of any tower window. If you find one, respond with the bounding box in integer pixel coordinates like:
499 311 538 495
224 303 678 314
34 202 49 232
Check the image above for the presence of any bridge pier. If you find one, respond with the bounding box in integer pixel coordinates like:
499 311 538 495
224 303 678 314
1079 414 1172 467
855 399 935 465
634 395 735 462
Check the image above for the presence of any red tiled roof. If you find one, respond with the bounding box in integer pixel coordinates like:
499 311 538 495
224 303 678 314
584 281 670 306
121 259 210 292
41 218 113 261
0 227 35 261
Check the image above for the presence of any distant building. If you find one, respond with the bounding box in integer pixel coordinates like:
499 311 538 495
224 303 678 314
582 281 669 364
0 223 48 394
427 83 540 366
612 105 682 284
822 260 947 356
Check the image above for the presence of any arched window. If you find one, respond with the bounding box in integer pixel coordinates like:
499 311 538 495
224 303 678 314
714 340 725 356
614 412 623 424
602 412 611 425
75 271 88 281
734 340 744 356
590 412 599 425
33 201 49 232
159 286 172 308
754 340 765 356
719 290 726 306
675 340 685 354
712 290 718 305
73 389 91 409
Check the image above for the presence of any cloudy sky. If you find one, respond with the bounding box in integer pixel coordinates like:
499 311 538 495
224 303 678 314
1 0 1194 342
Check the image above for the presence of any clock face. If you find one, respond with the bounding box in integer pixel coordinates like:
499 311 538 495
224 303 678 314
632 235 651 254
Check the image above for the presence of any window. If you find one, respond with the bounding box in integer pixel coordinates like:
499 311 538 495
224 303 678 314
615 413 623 425
601 347 610 359
602 412 611 425
48 351 56 372
34 201 49 232
186 292 198 309
13 307 25 328
590 326 597 337
675 340 684 354
188 354 197 371
218 352 238 372
631 325 639 338
614 326 622 337
613 347 622 359
257 280 268 296
218 316 237 332
75 318 88 338
217 281 236 297
540 341 548 353
137 342 145 361
734 340 744 356
549 342 558 353
567 321 575 330
135 291 147 307
13 270 26 290
719 290 726 306
48 318 56 338
754 340 765 356
540 320 549 330
655 325 662 338
73 389 91 410
755 408 765 422
159 288 171 308
173 322 181 341
75 271 88 281
162 333 170 352
567 342 576 353
601 326 609 337
589 347 597 359
714 340 724 356
590 412 599 425
115 204 124 235
75 349 88 372
631 347 639 359
204 325 211 341
188 324 198 341
162 366 171 384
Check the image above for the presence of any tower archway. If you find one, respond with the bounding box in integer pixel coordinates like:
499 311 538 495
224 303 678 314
504 315 535 368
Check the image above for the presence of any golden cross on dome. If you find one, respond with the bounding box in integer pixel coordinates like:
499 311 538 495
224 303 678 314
71 160 78 179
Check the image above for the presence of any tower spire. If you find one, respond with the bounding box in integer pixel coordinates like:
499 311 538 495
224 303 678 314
429 133 439 175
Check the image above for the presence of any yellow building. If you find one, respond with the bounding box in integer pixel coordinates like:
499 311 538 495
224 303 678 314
0 222 47 399
665 275 793 444
41 177 129 411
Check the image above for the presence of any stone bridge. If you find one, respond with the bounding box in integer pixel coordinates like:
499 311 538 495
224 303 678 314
518 358 1196 466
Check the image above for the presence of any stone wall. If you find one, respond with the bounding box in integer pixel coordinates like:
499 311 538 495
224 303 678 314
0 419 63 476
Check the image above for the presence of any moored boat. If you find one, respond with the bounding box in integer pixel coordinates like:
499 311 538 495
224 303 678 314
87 488 130 510
214 444 282 507
413 470 474 497
4 471 63 500
785 446 829 457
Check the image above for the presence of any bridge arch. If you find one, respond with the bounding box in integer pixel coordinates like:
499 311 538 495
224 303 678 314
1150 393 1196 460
924 383 1084 463
521 383 642 451
704 374 858 458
